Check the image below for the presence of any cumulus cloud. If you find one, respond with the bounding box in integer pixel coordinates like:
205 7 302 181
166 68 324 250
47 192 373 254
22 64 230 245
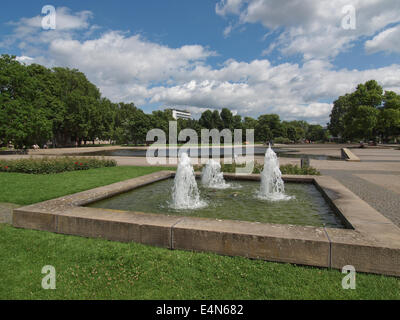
216 0 400 60
365 24 400 54
148 61 400 123
5 7 92 41
48 31 214 85
3 6 400 125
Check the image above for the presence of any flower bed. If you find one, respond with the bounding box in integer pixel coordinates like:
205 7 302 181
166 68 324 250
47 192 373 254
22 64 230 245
0 157 117 174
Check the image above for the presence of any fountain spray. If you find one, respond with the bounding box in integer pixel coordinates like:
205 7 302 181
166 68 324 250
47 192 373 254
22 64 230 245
171 153 206 209
258 144 293 201
201 159 230 189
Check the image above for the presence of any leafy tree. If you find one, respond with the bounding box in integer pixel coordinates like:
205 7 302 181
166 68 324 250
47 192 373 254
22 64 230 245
242 116 258 141
255 121 272 142
327 80 400 142
0 55 53 148
232 115 242 130
199 110 213 129
286 125 298 142
220 108 233 130
383 91 400 110
256 114 282 141
52 67 102 146
150 109 174 143
211 110 223 130
377 108 400 142
328 94 351 137
124 108 150 145
350 80 383 108
306 125 328 142
343 105 379 141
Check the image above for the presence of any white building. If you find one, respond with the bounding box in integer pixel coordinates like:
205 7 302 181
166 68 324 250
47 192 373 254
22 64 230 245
172 109 191 120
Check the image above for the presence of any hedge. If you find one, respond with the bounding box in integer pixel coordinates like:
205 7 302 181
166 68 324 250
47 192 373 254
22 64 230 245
0 157 117 174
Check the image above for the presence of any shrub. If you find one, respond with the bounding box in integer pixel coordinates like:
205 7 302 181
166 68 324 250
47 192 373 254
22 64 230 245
0 157 117 174
194 162 320 175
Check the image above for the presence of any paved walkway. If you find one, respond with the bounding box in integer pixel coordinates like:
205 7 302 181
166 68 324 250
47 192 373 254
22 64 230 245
314 147 400 227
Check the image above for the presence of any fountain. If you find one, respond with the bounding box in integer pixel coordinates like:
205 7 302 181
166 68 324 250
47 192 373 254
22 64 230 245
171 152 206 209
201 159 231 189
89 146 344 228
258 144 293 201
87 143 346 230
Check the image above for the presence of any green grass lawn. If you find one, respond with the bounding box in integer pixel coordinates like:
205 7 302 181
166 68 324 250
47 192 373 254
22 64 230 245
0 166 173 205
0 224 399 300
0 166 399 299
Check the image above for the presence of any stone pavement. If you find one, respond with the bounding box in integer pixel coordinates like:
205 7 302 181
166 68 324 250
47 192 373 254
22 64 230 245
314 147 400 228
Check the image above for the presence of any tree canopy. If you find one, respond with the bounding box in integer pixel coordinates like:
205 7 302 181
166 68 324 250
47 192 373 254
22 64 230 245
328 80 400 142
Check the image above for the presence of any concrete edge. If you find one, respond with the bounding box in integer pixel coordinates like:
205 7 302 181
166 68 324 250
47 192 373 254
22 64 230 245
341 148 360 162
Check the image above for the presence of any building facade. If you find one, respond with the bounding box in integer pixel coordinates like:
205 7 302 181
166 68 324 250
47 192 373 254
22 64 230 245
171 109 191 120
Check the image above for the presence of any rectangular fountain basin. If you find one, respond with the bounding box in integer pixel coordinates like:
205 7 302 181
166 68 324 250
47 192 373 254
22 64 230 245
11 171 400 277
87 178 346 229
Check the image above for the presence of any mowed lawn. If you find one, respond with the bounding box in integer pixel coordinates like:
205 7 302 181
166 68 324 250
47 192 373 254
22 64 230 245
0 166 173 205
0 167 399 299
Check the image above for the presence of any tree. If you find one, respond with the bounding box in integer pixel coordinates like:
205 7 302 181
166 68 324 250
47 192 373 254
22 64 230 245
306 125 328 142
199 110 213 129
328 94 351 137
242 116 258 141
124 108 150 145
377 108 400 142
0 55 54 148
52 67 102 146
327 80 400 142
256 114 281 141
220 108 233 130
286 125 298 142
150 109 174 142
383 91 400 110
350 80 383 108
344 105 379 141
232 115 242 130
211 110 223 130
255 119 272 142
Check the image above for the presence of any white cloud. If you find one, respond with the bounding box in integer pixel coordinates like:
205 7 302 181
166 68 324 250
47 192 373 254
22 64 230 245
365 24 400 54
223 24 233 38
4 7 400 125
48 31 215 85
216 0 400 60
7 7 92 38
216 0 244 16
16 55 34 64
148 60 400 123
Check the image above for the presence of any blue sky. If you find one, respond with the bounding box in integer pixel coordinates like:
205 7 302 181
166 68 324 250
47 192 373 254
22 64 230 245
1 0 400 124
